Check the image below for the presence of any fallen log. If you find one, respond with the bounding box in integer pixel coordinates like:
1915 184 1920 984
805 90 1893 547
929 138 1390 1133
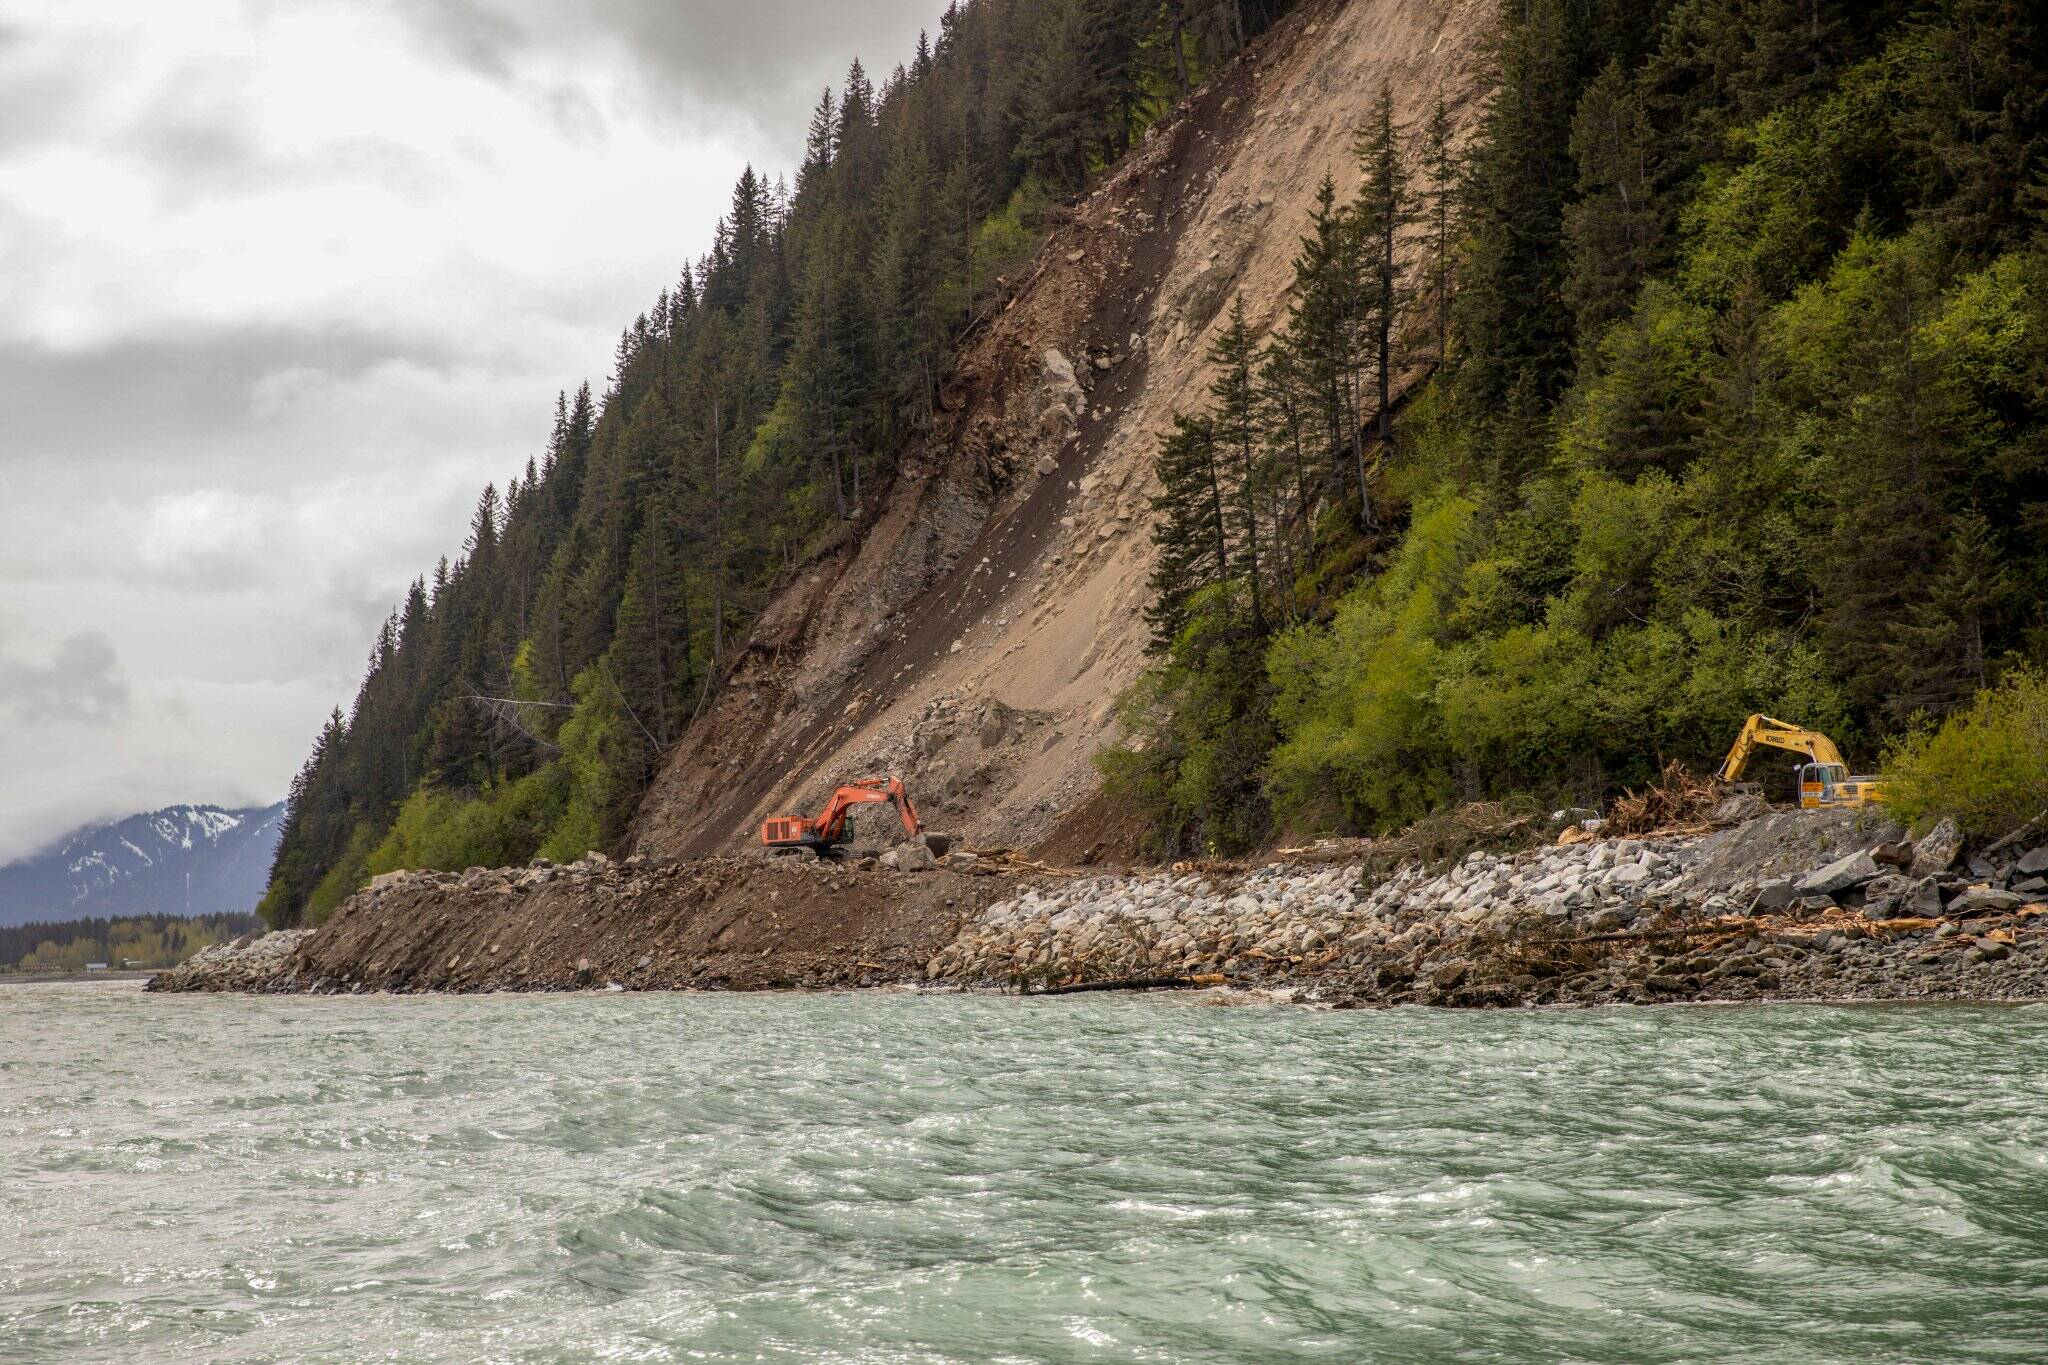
1025 973 1228 996
1549 922 1756 946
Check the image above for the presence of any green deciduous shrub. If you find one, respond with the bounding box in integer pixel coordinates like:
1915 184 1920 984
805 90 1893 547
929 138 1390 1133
1882 669 2048 839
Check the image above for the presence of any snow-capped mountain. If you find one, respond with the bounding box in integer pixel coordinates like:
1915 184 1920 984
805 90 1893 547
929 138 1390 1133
0 802 286 928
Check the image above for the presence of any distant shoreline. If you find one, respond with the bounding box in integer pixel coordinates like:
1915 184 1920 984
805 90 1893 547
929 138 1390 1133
1 970 154 987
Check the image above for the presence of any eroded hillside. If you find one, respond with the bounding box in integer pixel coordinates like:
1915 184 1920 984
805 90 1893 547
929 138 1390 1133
635 0 1492 859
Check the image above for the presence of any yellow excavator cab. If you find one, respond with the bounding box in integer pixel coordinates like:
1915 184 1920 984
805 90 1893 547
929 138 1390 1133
1721 715 1886 810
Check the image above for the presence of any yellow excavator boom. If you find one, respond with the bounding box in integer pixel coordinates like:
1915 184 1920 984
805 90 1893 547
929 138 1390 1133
1718 713 1883 808
1718 714 1847 782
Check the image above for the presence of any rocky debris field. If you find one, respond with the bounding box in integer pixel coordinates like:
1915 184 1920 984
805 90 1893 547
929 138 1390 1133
152 807 2048 1008
926 810 2048 1007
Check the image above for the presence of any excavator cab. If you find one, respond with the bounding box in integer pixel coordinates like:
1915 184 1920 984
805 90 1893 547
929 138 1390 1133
1797 761 1880 810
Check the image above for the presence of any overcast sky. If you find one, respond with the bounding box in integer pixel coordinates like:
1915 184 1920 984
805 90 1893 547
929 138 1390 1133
0 0 941 863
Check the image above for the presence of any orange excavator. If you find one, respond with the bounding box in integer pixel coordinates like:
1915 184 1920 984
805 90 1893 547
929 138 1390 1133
760 777 923 856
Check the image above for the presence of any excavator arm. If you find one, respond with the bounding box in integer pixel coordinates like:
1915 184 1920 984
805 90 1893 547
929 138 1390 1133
814 778 922 845
1718 714 1847 783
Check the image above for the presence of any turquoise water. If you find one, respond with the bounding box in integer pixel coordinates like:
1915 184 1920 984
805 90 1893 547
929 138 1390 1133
4 983 2047 1362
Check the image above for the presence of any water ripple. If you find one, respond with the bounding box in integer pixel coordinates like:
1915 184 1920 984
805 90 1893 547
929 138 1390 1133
5 983 2048 1361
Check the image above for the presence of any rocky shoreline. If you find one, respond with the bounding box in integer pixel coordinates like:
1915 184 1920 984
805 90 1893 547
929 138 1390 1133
151 808 2048 1008
927 809 2048 1007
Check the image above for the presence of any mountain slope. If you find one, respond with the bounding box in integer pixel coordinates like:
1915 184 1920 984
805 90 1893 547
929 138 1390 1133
0 803 285 928
632 0 1492 858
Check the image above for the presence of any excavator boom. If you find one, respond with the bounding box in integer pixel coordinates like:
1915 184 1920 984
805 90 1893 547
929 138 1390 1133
1718 714 1846 782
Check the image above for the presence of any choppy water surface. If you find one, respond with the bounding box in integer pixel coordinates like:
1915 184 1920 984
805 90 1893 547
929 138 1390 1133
5 985 2048 1362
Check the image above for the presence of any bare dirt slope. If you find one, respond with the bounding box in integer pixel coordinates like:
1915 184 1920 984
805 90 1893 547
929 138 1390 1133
634 0 1493 861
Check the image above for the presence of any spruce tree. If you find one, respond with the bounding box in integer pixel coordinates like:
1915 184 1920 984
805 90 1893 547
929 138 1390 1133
1145 413 1231 648
1419 89 1459 363
1352 85 1414 492
1882 507 2012 722
1208 298 1266 628
1563 60 1664 356
1280 176 1367 521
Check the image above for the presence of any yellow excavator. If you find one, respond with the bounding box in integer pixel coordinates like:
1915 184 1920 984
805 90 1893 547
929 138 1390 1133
1718 714 1886 809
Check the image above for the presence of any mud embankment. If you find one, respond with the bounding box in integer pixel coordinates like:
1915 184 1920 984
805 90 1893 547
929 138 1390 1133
150 853 1017 995
153 810 2048 1006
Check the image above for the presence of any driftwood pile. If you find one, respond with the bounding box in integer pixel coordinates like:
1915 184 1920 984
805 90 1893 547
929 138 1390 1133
1604 760 1724 837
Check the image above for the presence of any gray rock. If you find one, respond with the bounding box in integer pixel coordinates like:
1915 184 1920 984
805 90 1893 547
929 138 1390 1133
1794 894 1839 914
1910 818 1964 878
1797 850 1881 896
1949 886 2023 916
881 843 937 873
1038 348 1084 436
2012 875 2047 895
2018 846 2048 876
1860 873 1914 913
1753 879 1799 912
1608 863 1652 888
1902 878 1945 918
1969 937 2012 963
1711 793 1770 826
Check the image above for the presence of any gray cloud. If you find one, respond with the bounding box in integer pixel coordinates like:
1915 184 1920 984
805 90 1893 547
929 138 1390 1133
0 630 129 726
0 328 458 472
396 0 944 144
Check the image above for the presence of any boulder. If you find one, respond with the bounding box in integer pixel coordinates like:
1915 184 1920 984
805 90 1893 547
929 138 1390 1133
1901 878 1945 918
977 700 1020 749
881 843 937 873
1872 841 1914 869
2018 845 2048 876
1752 879 1799 912
1949 886 2023 916
1796 850 1881 896
1910 818 1964 878
1860 873 1914 914
1710 792 1770 826
1038 348 1085 436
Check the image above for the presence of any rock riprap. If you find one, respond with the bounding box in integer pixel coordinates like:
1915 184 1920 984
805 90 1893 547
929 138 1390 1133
924 810 2048 1007
149 930 312 992
926 835 1700 985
